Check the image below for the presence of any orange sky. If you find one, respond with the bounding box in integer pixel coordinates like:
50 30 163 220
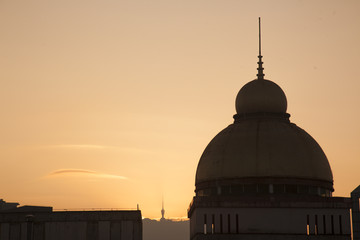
0 0 359 219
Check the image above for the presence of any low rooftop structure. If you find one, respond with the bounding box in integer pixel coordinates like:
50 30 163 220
0 200 142 240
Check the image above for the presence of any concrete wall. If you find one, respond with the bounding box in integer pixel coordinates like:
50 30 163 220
191 207 350 236
0 211 142 240
188 195 353 240
190 206 351 240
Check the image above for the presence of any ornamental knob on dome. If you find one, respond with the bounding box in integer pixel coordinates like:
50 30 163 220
235 79 287 114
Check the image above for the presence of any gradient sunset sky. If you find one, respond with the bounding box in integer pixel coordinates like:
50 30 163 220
1 0 359 219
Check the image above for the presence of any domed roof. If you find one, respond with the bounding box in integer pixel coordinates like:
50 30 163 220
195 24 333 192
195 78 333 191
195 119 333 185
236 79 287 114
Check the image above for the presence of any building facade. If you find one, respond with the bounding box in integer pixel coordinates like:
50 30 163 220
188 19 359 240
0 202 142 240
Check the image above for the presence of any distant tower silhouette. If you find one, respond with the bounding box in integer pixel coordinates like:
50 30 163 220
160 198 165 221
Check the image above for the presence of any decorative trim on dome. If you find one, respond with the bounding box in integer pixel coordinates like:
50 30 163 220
195 177 334 193
233 112 290 123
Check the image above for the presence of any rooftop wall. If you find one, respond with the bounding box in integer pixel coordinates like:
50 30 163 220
0 210 142 240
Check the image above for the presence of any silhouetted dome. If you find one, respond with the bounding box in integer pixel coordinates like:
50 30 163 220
195 78 333 195
235 79 287 114
195 121 333 184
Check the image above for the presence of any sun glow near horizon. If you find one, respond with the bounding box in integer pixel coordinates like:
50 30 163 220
0 0 360 219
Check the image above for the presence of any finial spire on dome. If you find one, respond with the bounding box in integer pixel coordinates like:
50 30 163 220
257 17 265 80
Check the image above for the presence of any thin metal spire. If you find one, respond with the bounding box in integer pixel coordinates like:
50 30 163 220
257 17 265 80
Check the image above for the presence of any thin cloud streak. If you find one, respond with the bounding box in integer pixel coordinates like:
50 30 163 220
47 169 127 180
49 144 112 149
40 145 155 154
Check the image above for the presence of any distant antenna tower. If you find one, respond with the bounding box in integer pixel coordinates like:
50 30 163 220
160 197 165 221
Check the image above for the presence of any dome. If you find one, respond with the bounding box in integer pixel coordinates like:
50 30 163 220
195 119 333 186
235 79 287 114
195 78 334 196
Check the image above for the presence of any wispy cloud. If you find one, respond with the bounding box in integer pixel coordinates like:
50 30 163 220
48 145 112 149
46 169 127 180
39 145 154 154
